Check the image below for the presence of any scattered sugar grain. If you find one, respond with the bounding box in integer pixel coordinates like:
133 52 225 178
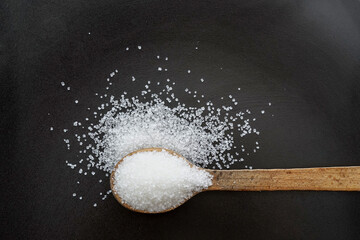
61 57 271 205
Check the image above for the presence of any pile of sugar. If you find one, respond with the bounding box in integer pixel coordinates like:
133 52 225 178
55 45 272 205
63 80 265 204
113 150 213 212
83 82 262 173
88 96 239 172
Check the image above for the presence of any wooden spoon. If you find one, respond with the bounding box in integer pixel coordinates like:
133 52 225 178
110 148 360 214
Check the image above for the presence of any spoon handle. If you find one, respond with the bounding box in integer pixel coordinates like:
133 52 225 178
206 166 360 191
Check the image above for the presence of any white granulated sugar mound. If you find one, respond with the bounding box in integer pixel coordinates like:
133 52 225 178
113 150 212 212
60 47 272 203
88 94 239 172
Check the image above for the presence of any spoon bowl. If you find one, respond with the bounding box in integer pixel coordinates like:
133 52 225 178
110 147 199 214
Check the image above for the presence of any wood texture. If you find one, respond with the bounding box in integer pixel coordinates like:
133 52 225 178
207 167 360 191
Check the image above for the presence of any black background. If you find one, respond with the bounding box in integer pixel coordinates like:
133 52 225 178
1 0 360 239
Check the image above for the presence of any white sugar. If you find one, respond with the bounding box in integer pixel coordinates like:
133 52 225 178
113 150 212 212
60 47 272 206
88 98 241 171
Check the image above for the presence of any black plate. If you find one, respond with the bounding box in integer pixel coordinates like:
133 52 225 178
1 0 360 239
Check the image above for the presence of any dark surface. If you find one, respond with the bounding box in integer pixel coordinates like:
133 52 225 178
1 0 360 239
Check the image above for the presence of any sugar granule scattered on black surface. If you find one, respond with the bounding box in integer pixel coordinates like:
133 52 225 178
54 46 273 204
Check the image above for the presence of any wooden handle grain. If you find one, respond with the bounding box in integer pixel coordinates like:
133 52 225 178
206 166 360 191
